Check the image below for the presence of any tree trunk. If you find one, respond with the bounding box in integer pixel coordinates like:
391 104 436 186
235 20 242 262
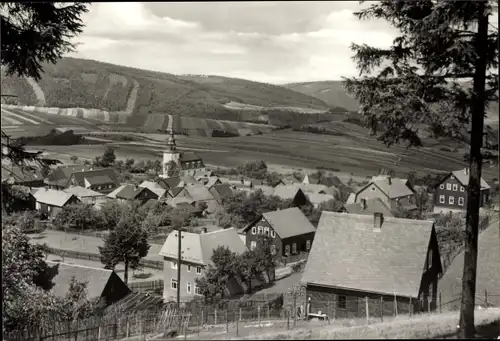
124 258 129 285
459 2 488 338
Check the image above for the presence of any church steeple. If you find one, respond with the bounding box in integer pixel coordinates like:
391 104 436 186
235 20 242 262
166 129 176 152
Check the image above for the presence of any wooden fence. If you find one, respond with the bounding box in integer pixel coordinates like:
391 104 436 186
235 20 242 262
128 279 164 293
45 246 163 270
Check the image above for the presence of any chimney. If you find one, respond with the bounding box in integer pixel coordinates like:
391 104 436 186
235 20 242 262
374 213 384 231
387 176 392 185
464 168 469 175
202 227 207 234
361 198 367 210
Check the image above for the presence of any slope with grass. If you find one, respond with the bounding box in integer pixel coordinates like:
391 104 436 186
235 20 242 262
1 58 330 121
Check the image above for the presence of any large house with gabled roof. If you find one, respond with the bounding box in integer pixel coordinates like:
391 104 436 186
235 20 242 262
302 212 442 318
240 207 316 259
45 165 119 194
432 167 491 213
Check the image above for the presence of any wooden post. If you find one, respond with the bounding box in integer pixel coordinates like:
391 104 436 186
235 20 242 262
225 310 228 333
97 326 102 341
427 298 431 315
394 293 398 317
327 301 331 324
236 312 239 337
258 305 261 327
126 321 130 338
332 294 337 320
267 304 270 322
380 296 384 322
485 289 488 308
292 296 297 328
365 297 369 324
215 309 217 325
239 307 242 322
197 315 200 335
409 297 413 317
287 309 290 330
439 292 442 313
201 310 204 326
74 319 78 341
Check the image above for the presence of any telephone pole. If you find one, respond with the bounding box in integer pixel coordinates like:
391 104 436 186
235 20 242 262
176 227 184 311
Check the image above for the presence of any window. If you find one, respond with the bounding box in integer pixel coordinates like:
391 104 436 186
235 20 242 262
439 195 445 204
187 282 191 294
264 227 269 236
257 226 263 235
196 267 202 275
449 196 454 205
251 226 257 235
285 245 290 255
337 295 347 309
446 183 452 190
458 197 464 206
187 265 191 272
171 279 178 290
270 230 276 238
452 184 458 191
292 243 297 254
460 186 465 192
439 184 444 189
195 285 202 296
371 187 375 191
306 240 311 251
250 241 257 251
171 261 177 269
270 245 276 255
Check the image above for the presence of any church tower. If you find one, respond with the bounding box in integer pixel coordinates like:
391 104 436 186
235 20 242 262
161 129 180 178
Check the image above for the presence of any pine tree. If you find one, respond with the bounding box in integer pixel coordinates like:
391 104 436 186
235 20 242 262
342 1 498 337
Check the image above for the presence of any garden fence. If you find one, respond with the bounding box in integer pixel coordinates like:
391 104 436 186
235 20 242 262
6 290 497 341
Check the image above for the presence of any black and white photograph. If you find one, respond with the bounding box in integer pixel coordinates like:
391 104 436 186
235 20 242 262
1 1 499 340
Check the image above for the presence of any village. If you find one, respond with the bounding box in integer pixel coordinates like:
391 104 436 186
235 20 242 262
2 126 499 339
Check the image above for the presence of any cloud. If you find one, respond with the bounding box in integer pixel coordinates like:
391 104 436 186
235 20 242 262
68 2 398 83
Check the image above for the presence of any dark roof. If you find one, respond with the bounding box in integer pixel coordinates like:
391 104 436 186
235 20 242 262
212 183 234 199
244 207 316 239
72 169 118 187
47 164 92 182
108 184 155 200
344 198 394 217
179 152 202 163
45 261 119 299
162 176 181 189
434 168 491 190
439 222 500 308
302 212 435 298
170 186 184 197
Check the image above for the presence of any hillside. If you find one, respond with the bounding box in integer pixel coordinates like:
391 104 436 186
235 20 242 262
284 81 360 112
0 57 330 122
285 80 500 124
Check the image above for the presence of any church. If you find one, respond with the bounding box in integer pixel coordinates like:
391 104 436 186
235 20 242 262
161 130 207 178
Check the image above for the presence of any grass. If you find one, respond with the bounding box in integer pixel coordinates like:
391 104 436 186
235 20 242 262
230 308 500 340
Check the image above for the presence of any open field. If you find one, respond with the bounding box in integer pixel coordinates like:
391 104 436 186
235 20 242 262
30 128 499 182
1 105 278 138
30 229 164 263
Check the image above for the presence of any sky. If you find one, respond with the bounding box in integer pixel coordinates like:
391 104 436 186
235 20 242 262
68 2 398 84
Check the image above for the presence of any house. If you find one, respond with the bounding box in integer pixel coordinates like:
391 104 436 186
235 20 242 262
33 188 81 219
45 164 92 189
302 212 442 318
198 176 222 189
45 261 131 306
302 174 321 185
107 184 159 205
439 222 500 309
343 198 394 217
67 168 119 194
272 185 311 207
433 168 491 214
138 180 169 200
237 185 275 197
209 183 235 204
45 165 119 194
175 183 218 213
240 207 316 259
353 175 416 212
306 193 336 208
158 228 248 301
63 186 106 205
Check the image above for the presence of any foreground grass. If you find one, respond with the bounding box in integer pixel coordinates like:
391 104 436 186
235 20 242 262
232 308 500 340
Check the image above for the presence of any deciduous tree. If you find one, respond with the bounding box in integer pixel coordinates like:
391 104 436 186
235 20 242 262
98 219 150 284
342 2 498 335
